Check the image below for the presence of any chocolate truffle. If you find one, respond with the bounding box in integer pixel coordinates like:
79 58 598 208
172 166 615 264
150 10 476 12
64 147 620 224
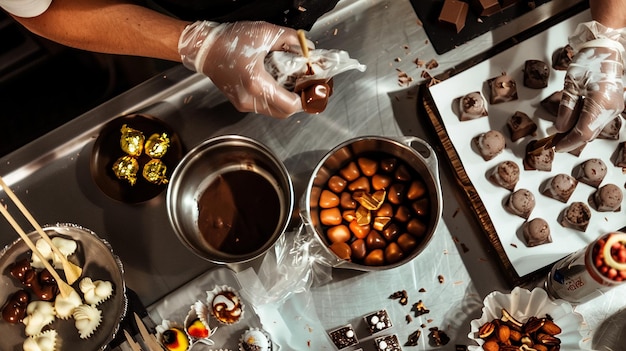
552 44 575 71
541 173 578 203
574 158 607 188
364 310 393 334
560 202 591 232
470 0 501 16
523 140 554 171
473 130 506 161
438 0 469 33
523 218 552 247
598 116 622 140
592 183 623 212
488 73 518 104
523 59 550 89
328 325 358 349
374 334 402 351
540 91 562 117
459 91 488 121
506 188 535 219
489 160 520 190
615 142 626 168
507 111 537 141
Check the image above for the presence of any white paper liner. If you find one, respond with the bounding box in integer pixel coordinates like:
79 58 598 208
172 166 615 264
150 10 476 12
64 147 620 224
155 320 192 351
238 327 272 351
184 301 217 345
468 287 588 351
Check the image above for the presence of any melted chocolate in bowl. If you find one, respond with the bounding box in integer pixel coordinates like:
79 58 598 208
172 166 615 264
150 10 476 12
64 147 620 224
197 170 280 255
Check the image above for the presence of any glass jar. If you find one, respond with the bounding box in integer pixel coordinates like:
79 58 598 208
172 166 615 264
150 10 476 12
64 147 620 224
546 232 626 304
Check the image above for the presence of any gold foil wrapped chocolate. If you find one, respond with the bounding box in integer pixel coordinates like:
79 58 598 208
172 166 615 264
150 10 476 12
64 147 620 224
142 159 168 185
144 133 170 158
120 124 145 157
112 155 139 185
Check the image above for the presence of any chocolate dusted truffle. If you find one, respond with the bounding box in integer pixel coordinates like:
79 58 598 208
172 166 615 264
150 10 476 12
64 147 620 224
506 188 535 219
592 183 623 212
541 173 578 203
507 111 537 141
459 91 488 121
560 202 591 232
574 158 607 188
523 59 550 89
523 218 552 247
473 130 506 161
438 0 469 33
488 160 520 190
552 44 575 70
488 72 518 104
523 140 554 171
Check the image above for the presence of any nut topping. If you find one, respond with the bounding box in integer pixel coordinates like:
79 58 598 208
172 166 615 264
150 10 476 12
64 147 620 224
536 333 560 346
501 308 523 328
479 321 496 338
478 310 561 351
497 324 511 343
523 316 544 334
540 320 562 335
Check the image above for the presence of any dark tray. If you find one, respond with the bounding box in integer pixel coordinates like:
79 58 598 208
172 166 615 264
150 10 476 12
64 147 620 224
410 0 553 55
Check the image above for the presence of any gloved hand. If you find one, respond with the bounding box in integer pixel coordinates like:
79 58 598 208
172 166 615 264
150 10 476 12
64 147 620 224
178 21 308 118
554 21 626 152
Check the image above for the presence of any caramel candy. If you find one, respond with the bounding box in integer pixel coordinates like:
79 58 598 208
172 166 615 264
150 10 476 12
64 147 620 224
1 290 30 324
330 242 352 261
143 158 169 185
342 209 356 222
349 220 370 239
364 249 385 266
339 161 360 181
320 208 343 226
394 164 412 182
412 198 430 216
366 231 387 250
144 132 170 158
350 239 367 260
373 217 391 232
407 180 427 200
380 158 397 173
382 223 400 242
112 155 139 185
387 183 406 205
327 225 351 243
358 157 378 177
385 242 404 264
327 175 347 193
376 203 394 217
300 80 333 114
340 192 357 209
355 206 371 225
407 218 426 237
120 124 145 156
397 233 418 252
319 190 340 208
394 206 412 223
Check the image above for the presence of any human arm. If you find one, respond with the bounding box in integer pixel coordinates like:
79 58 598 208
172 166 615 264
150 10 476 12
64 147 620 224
554 0 626 152
9 0 305 117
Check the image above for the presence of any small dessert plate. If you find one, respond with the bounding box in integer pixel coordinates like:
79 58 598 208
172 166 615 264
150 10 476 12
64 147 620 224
468 287 588 351
90 113 183 204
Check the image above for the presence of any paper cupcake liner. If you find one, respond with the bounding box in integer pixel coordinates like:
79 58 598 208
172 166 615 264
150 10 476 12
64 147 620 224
468 287 587 351
206 285 245 325
184 300 217 344
155 319 192 351
238 327 272 351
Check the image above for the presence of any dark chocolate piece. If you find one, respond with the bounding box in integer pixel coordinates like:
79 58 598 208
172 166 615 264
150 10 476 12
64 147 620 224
523 140 554 171
459 91 488 121
364 309 393 334
507 111 537 141
523 59 550 89
439 0 469 33
328 325 358 349
470 0 501 16
375 334 402 351
560 202 591 232
488 73 518 104
552 44 575 71
540 91 562 117
598 116 622 140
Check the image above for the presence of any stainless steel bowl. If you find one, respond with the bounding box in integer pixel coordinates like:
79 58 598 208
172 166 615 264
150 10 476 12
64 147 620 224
166 135 294 264
303 136 442 271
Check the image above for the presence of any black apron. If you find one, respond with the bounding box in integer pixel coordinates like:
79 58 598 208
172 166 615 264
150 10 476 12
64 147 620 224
144 0 340 30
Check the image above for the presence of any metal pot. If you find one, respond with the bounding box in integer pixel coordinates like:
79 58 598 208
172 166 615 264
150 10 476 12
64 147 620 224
303 136 442 271
166 135 294 264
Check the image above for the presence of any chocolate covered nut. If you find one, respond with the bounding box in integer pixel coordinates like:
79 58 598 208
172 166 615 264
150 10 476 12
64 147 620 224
358 157 378 176
327 225 351 243
1 290 30 324
348 176 370 193
407 179 427 200
385 242 404 263
382 223 401 242
364 249 385 265
328 175 347 193
397 233 418 252
380 158 397 173
394 206 412 222
372 174 392 190
388 183 406 205
351 239 367 260
319 189 340 208
340 192 357 209
340 161 360 181
366 231 387 250
9 258 31 282
395 164 412 182
320 208 342 226
407 218 426 236
412 198 430 216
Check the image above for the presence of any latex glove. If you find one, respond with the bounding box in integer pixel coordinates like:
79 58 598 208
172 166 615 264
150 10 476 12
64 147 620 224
178 21 308 118
555 22 626 152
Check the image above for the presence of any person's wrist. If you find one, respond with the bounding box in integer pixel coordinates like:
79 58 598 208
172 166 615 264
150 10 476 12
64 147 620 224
178 20 222 73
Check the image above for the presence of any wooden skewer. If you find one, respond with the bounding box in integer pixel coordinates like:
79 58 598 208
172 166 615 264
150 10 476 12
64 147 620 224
297 29 310 59
124 329 144 351
0 176 82 284
0 203 74 298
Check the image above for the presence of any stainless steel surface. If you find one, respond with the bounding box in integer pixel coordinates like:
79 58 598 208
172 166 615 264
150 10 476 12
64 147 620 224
166 135 294 264
302 135 442 271
2 0 625 349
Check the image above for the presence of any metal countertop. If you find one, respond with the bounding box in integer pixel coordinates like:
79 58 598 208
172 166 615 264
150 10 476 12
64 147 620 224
2 0 626 350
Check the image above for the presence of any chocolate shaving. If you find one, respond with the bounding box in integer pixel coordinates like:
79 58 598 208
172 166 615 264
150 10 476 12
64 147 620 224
437 274 445 283
428 327 450 346
411 300 430 317
406 329 421 346
389 290 409 305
